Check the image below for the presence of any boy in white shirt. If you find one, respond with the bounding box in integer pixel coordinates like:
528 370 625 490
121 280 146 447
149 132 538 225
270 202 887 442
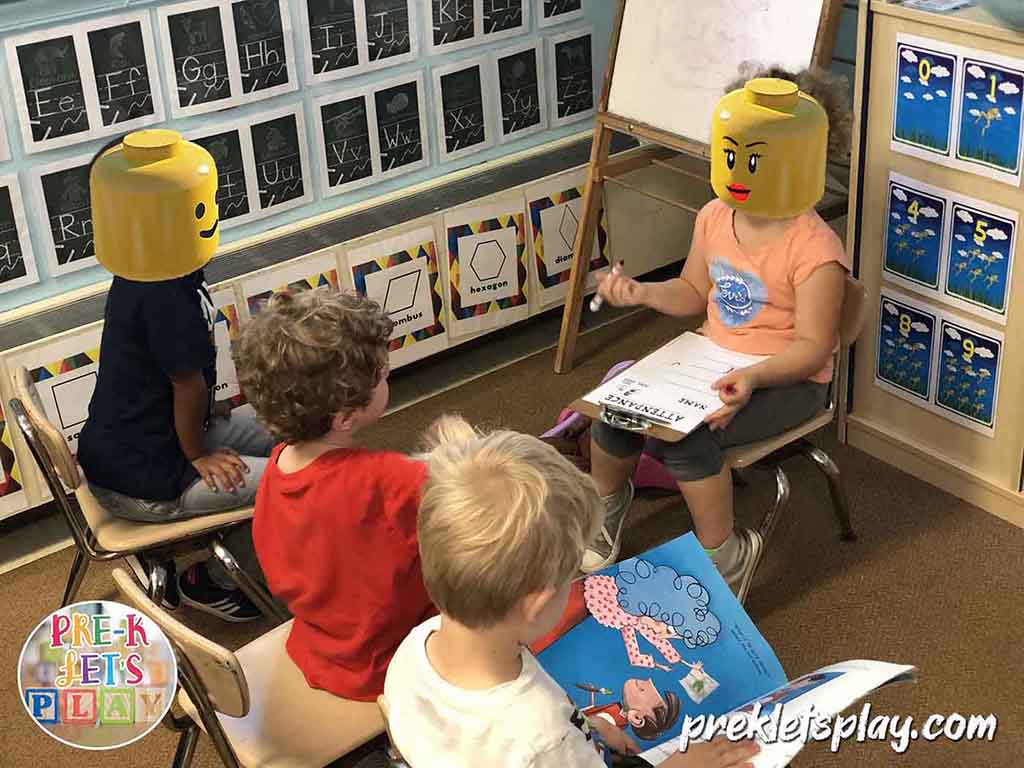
384 417 758 768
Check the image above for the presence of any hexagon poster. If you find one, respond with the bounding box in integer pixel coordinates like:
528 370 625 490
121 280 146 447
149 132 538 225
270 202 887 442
444 197 529 337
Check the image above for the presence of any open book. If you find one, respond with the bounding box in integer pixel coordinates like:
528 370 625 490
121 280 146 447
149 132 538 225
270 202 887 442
534 534 915 767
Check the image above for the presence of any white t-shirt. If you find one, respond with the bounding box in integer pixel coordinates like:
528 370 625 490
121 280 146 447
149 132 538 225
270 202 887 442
383 616 605 768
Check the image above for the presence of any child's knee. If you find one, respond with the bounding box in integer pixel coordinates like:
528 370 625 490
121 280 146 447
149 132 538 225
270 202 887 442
590 420 645 460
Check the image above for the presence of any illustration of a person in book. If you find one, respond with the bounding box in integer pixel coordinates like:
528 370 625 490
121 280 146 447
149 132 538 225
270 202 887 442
576 678 682 753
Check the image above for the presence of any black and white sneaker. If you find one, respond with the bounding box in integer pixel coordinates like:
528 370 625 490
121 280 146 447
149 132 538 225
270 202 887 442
177 564 261 623
124 554 180 610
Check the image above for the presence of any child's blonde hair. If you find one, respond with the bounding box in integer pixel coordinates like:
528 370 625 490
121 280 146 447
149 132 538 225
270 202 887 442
417 416 603 629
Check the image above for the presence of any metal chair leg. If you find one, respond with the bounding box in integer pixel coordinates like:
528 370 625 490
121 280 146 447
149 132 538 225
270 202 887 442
210 539 289 623
758 465 791 547
800 441 857 542
171 725 200 768
175 650 242 768
149 562 170 606
61 549 90 607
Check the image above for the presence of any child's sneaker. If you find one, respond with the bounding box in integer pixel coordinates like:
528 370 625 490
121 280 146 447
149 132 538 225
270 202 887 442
177 564 261 623
581 480 634 573
124 554 180 610
719 528 764 605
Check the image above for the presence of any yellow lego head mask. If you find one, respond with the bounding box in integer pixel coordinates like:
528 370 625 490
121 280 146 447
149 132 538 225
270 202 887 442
91 129 219 281
711 78 828 220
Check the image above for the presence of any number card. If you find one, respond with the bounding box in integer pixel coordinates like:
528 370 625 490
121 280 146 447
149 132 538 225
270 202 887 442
891 34 958 163
314 87 378 196
345 223 449 368
0 176 40 296
249 106 313 216
429 0 479 53
956 54 1024 185
526 169 609 308
5 12 164 154
943 196 1016 324
7 325 103 457
883 173 946 293
537 0 584 28
444 197 529 337
32 154 97 277
934 317 1002 436
188 122 260 229
482 0 528 42
494 41 546 143
432 57 495 163
241 249 341 319
547 28 595 128
876 292 938 407
373 74 430 181
0 400 29 521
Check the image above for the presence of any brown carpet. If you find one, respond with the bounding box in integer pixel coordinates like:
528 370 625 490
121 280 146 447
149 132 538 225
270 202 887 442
1 310 1021 767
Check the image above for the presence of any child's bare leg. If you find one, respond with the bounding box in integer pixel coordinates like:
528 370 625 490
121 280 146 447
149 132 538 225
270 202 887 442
676 464 734 549
590 439 639 496
584 424 644 571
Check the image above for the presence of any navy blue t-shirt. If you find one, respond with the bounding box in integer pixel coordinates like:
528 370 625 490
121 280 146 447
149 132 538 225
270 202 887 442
78 270 216 501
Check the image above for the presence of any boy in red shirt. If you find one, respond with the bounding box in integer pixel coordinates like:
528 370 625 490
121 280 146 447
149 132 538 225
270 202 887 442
237 289 435 700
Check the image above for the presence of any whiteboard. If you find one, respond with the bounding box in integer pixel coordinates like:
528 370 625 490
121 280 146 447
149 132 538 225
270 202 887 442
607 0 825 146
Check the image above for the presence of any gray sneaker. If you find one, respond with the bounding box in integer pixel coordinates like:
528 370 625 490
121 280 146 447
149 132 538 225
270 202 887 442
582 480 635 573
719 528 764 605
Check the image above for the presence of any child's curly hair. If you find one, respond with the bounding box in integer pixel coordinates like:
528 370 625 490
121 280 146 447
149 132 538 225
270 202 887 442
726 62 853 164
237 289 393 444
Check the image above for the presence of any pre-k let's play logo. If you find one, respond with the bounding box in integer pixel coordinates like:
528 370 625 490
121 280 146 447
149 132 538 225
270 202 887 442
18 601 177 750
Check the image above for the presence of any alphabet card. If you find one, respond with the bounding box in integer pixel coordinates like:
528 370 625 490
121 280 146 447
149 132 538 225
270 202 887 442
5 12 164 154
249 106 313 216
241 248 341 319
482 0 528 42
546 27 595 128
876 292 937 407
31 153 98 278
943 196 1016 324
187 120 260 229
7 324 103 457
0 175 40 296
364 0 416 66
373 74 430 181
345 223 449 368
891 35 957 163
955 53 1024 185
0 399 29 521
428 0 479 54
537 0 584 28
158 0 297 119
934 317 1002 436
314 86 378 196
445 197 529 337
883 173 945 293
526 169 609 308
209 285 248 410
432 56 496 164
494 40 547 143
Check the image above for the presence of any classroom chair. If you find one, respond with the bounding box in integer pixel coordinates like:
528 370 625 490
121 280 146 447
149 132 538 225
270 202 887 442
112 567 385 768
725 274 868 553
8 366 286 622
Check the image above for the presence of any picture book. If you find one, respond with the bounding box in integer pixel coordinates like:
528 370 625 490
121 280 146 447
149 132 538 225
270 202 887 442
535 533 915 767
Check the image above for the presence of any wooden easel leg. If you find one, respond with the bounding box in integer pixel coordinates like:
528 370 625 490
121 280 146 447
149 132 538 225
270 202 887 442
554 123 613 374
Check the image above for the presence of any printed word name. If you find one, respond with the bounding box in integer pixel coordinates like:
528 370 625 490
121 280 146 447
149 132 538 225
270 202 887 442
470 280 508 294
394 311 424 326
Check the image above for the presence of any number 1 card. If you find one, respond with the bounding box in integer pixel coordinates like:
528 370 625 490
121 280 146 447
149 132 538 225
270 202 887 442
956 54 1024 185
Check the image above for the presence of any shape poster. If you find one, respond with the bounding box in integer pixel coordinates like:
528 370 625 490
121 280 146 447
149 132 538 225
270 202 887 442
241 248 341 319
482 0 528 42
0 399 29 521
445 197 529 337
891 35 957 162
249 106 313 215
210 286 248 410
432 57 494 163
373 74 430 180
33 154 97 277
883 172 946 293
526 170 609 308
315 87 378 196
955 53 1024 185
429 0 479 54
346 223 449 368
934 315 1002 436
547 27 595 128
495 40 546 143
231 0 297 100
188 122 259 229
303 0 360 81
943 194 1016 324
0 175 40 296
876 292 937 408
537 0 583 28
8 325 103 457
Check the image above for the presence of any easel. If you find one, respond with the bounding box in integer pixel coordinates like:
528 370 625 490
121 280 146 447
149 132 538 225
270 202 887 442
553 0 845 374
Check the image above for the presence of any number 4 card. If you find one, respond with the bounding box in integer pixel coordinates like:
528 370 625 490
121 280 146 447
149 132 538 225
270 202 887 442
884 173 946 293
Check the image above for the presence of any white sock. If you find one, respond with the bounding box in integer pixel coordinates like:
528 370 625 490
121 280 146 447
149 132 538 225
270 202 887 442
705 531 741 574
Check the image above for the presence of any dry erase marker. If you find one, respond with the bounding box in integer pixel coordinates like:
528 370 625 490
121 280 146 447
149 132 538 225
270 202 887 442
590 262 624 312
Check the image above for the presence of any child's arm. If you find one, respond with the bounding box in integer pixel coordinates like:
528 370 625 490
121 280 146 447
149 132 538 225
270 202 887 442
171 369 246 492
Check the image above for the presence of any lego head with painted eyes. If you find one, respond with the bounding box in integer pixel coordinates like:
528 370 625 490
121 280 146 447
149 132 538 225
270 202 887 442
711 78 828 220
91 129 219 281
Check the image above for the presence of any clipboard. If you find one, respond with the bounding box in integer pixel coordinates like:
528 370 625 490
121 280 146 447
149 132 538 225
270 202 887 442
567 397 690 442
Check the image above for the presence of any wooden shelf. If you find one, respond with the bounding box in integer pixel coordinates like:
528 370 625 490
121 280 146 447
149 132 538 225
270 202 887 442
871 1 1024 45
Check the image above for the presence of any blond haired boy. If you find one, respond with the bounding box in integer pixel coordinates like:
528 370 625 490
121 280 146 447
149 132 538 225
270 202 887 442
384 418 758 767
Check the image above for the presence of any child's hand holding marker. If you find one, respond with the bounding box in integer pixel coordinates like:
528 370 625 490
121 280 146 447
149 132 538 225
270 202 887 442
706 368 758 431
591 261 647 312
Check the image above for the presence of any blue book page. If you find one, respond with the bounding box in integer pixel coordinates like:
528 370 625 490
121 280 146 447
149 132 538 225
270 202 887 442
537 533 786 752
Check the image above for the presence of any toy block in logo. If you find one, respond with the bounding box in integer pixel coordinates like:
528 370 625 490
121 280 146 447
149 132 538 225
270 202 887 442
98 687 135 725
135 687 167 723
61 688 98 724
24 688 59 724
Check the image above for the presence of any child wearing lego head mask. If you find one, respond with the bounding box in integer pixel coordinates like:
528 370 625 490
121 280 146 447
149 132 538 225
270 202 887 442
588 76 851 603
77 131 276 622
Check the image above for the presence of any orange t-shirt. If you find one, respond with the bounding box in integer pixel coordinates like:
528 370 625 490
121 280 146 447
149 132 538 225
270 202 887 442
696 199 850 383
